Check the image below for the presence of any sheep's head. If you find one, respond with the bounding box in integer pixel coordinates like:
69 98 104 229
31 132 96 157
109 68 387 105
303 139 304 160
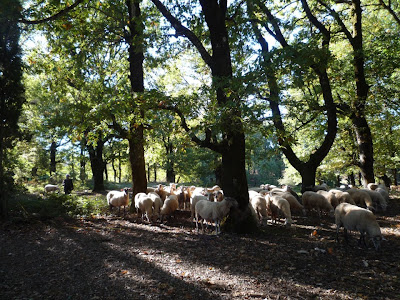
371 236 383 251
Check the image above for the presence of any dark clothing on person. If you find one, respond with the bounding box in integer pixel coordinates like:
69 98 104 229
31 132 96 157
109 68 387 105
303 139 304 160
63 178 73 194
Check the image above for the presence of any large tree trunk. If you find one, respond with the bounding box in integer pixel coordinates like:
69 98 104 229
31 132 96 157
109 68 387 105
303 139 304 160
127 0 147 203
164 136 175 183
200 0 250 214
350 0 374 186
128 127 147 206
50 141 57 175
87 140 105 192
151 0 253 232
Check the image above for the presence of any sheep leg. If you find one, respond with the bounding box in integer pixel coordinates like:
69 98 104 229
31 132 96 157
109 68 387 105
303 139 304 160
335 226 340 243
215 220 220 234
359 232 367 248
344 228 350 244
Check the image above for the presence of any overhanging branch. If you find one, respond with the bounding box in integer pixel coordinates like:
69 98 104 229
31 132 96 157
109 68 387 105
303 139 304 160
20 0 85 25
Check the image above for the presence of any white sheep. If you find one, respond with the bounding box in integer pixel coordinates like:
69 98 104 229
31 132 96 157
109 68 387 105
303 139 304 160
248 190 261 201
190 194 209 219
107 188 130 215
134 193 153 222
270 190 304 215
362 188 387 212
301 191 334 217
160 195 179 221
250 195 268 225
335 202 383 250
148 192 163 221
317 190 339 208
195 197 238 234
376 187 389 208
44 184 59 193
330 189 356 205
265 194 292 226
312 183 329 192
346 188 374 211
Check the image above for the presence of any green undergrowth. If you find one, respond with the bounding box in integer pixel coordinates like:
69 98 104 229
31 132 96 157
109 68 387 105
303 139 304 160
8 192 108 220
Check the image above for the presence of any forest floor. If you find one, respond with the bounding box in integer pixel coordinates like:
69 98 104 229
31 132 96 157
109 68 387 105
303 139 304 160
1 191 400 300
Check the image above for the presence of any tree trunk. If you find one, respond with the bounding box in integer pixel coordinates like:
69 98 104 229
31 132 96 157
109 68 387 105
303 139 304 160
128 127 147 212
127 0 147 204
350 0 374 186
0 129 6 219
87 140 105 192
50 141 57 175
164 137 175 183
151 0 253 231
118 151 122 183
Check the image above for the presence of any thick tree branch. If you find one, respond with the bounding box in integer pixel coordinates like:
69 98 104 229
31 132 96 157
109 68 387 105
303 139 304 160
157 103 223 153
317 0 354 44
379 0 400 25
150 0 213 69
300 0 331 45
20 0 85 25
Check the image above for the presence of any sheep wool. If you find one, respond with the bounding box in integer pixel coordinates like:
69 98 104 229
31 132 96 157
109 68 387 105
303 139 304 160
160 195 179 221
346 189 374 211
270 190 303 214
317 190 339 208
195 197 238 234
265 194 292 226
330 189 356 205
190 194 208 219
335 202 382 250
148 192 163 220
250 195 268 225
44 184 59 193
134 193 153 222
107 188 130 215
302 191 334 217
362 188 388 212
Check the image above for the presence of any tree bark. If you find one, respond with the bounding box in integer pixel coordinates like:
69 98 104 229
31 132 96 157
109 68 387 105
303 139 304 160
87 140 105 192
126 0 148 203
152 0 253 231
50 141 57 175
350 0 374 186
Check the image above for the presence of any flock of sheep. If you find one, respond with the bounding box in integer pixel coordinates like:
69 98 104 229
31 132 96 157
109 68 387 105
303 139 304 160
105 181 390 250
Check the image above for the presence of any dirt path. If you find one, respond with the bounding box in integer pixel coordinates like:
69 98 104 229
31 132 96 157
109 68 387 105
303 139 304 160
1 197 400 300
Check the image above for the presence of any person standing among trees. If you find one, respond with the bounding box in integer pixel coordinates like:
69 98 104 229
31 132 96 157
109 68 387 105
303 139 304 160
63 174 73 194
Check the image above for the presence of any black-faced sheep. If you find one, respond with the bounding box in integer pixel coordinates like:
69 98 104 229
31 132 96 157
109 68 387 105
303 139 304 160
195 197 238 234
335 202 383 250
301 191 334 217
107 188 130 215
